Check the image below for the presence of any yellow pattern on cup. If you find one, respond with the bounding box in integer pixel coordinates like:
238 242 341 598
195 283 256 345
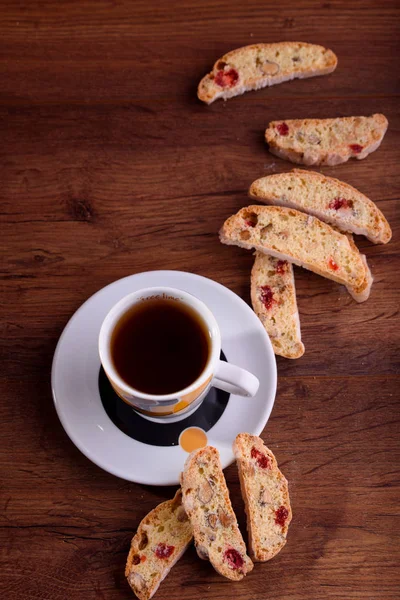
172 399 190 414
179 375 212 406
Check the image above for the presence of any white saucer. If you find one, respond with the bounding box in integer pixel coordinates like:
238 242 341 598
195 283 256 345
51 271 277 485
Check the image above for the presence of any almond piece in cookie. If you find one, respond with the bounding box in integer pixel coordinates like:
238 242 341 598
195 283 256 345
265 114 388 166
198 42 337 104
125 490 193 600
233 433 292 562
181 446 253 581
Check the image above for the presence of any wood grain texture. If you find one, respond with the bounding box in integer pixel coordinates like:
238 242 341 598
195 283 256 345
1 1 399 599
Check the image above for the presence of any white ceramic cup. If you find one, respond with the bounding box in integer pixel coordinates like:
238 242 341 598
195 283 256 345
99 287 259 422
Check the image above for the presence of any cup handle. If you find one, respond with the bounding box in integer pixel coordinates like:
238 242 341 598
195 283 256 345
211 360 259 397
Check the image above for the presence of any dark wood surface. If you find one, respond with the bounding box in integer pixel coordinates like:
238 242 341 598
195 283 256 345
1 1 399 598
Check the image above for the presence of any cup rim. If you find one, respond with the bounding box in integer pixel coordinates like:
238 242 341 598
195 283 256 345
98 286 221 402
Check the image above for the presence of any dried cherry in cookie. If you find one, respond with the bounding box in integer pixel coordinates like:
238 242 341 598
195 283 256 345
215 68 239 88
276 122 289 136
276 260 287 274
329 197 353 210
328 258 339 271
251 446 270 469
349 144 363 154
155 543 175 559
224 548 244 570
260 286 275 311
275 506 289 527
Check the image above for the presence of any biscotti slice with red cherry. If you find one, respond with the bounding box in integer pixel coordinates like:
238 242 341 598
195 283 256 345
251 252 304 359
180 446 253 581
265 114 388 166
219 205 371 302
249 169 391 244
233 433 292 562
198 42 337 104
125 490 193 600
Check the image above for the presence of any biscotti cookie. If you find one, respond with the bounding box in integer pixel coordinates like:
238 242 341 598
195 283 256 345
181 446 253 581
198 42 337 104
125 490 193 600
233 433 292 562
251 252 304 359
265 114 388 166
249 169 392 244
219 205 370 302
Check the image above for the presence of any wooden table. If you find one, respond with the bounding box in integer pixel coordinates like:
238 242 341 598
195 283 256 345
1 1 399 598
